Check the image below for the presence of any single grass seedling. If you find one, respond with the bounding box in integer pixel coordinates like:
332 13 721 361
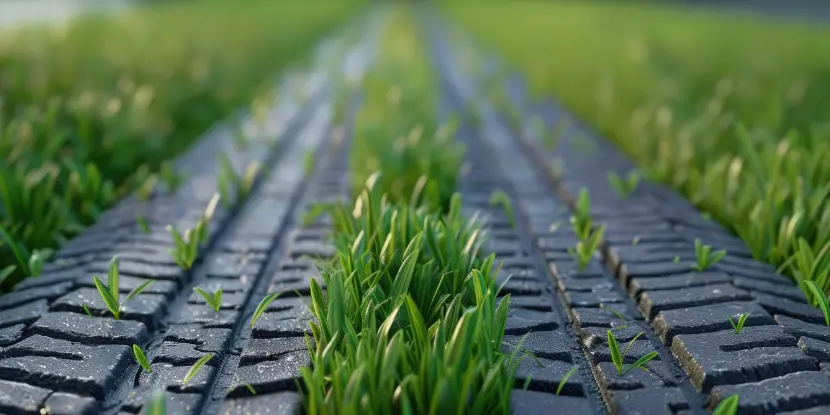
304 149 315 175
82 304 93 317
600 303 627 321
132 344 152 373
233 125 249 150
251 292 281 328
217 155 260 209
244 384 257 395
167 193 220 270
694 238 727 271
159 161 185 194
712 394 739 415
728 313 750 334
556 366 578 395
674 256 680 263
607 171 640 199
632 236 641 245
92 256 154 320
489 189 515 228
805 280 830 326
193 287 222 313
136 215 151 234
183 354 213 386
142 391 166 415
568 225 606 271
607 330 659 376
570 188 592 239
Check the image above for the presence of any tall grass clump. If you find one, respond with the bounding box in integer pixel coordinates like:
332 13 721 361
299 7 523 414
0 0 366 291
441 0 830 302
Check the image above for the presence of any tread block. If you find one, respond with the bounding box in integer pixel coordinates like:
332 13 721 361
52 288 166 330
164 326 232 353
0 282 74 311
776 315 830 343
652 302 773 343
241 337 308 365
43 392 98 415
504 308 560 335
609 387 690 415
0 379 51 415
516 357 584 396
755 293 827 325
221 392 301 415
0 299 49 329
671 326 818 392
502 331 574 361
0 324 24 346
154 342 213 366
708 371 830 414
167 305 240 328
510 389 592 415
799 337 830 362
139 363 215 394
638 284 752 320
228 350 310 396
628 272 731 297
0 335 132 398
31 312 148 345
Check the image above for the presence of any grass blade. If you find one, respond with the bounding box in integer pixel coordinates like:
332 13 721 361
183 354 213 386
607 330 622 375
124 280 154 303
93 275 120 319
805 281 830 326
132 344 152 373
556 366 578 395
251 292 281 328
712 394 739 415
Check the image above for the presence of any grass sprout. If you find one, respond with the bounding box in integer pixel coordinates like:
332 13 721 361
167 193 220 270
607 171 640 199
607 330 659 376
600 303 627 321
568 225 606 271
183 354 214 386
805 281 830 326
92 256 154 320
728 313 750 334
142 391 166 415
713 394 739 415
136 215 152 234
556 366 578 395
132 344 152 373
570 188 592 239
193 287 222 312
489 189 516 228
251 292 281 329
694 239 727 271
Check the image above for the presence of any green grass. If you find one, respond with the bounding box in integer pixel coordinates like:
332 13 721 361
0 0 366 291
298 8 523 414
441 0 830 301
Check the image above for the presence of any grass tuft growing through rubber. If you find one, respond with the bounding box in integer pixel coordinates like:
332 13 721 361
727 313 750 334
693 239 726 271
299 7 523 414
607 330 658 376
92 256 154 320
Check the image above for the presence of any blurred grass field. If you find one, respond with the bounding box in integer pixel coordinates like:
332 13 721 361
442 0 830 298
0 0 365 290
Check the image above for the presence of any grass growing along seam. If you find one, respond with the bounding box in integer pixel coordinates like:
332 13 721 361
0 0 366 291
299 8 522 414
441 0 830 301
